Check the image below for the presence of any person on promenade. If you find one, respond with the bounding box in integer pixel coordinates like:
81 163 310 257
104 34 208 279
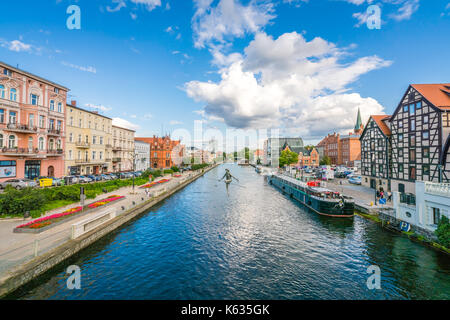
387 191 392 202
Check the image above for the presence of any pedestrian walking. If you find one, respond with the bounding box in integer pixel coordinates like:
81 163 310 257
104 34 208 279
388 191 392 202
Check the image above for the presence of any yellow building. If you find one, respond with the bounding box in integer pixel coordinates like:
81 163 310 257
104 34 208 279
65 102 113 175
112 125 135 172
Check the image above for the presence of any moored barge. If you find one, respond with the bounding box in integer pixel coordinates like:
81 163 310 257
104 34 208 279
268 174 354 217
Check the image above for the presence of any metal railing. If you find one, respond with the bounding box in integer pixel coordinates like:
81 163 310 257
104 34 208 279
399 192 416 205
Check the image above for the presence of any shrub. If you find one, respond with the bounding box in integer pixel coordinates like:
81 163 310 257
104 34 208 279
191 163 209 171
163 169 173 174
435 216 450 248
171 166 180 172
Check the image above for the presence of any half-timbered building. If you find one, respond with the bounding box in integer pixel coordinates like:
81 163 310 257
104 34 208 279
389 84 450 194
360 115 392 191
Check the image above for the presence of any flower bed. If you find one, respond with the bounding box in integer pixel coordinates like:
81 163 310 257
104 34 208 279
174 174 182 178
87 195 125 209
139 178 171 189
15 206 83 230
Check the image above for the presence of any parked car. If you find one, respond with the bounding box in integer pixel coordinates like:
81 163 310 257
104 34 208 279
0 179 38 190
334 171 346 178
109 174 118 180
101 174 112 181
52 177 64 186
78 175 93 183
348 176 362 185
64 176 79 185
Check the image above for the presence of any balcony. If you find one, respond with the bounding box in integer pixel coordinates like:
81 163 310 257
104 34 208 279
47 149 64 157
105 144 113 149
47 128 62 136
75 159 91 164
75 141 91 148
112 157 121 162
112 146 123 151
105 158 112 162
0 147 39 157
5 123 38 134
425 182 450 198
0 97 20 109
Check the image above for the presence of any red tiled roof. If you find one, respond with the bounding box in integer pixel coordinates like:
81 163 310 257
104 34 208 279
371 115 391 136
411 83 450 110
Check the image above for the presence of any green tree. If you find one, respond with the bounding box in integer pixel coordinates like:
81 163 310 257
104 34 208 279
244 147 250 161
320 155 331 165
435 215 450 248
279 149 298 167
233 151 238 161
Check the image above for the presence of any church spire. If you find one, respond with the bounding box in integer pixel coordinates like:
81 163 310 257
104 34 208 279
354 108 363 133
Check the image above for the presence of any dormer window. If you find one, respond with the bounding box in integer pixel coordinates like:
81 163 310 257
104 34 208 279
54 88 59 94
3 68 12 76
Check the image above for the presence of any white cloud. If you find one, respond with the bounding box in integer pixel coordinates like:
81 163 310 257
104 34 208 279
112 117 140 130
192 0 275 48
61 61 97 74
1 39 33 52
389 0 419 21
169 120 183 125
107 0 126 12
106 0 161 14
85 103 112 112
185 32 391 139
131 0 161 11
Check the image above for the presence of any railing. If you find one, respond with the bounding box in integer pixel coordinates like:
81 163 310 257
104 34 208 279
105 144 112 148
399 192 416 206
47 149 64 155
112 157 121 162
75 159 91 164
47 128 62 135
75 141 90 148
425 182 450 198
5 123 38 133
0 147 40 155
112 146 123 151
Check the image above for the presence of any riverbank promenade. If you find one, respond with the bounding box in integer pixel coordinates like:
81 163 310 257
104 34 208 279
0 168 213 284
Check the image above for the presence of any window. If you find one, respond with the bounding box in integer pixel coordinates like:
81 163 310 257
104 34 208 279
0 109 4 123
49 119 55 130
378 151 383 159
49 139 54 150
57 120 62 131
28 137 33 150
379 164 383 173
409 166 416 180
3 69 12 76
92 151 96 160
0 134 3 147
423 164 430 175
423 131 429 139
423 115 429 124
100 136 103 145
399 121 403 128
54 88 59 94
93 136 97 144
399 134 403 142
416 101 422 109
99 151 103 160
409 134 416 147
409 104 415 115
29 114 34 127
79 119 82 128
0 85 4 98
433 208 440 225
38 137 44 150
69 133 73 143
410 149 416 162
403 104 408 112
57 102 62 113
50 100 55 111
399 148 404 157
30 94 38 105
39 115 45 128
8 135 15 148
410 119 415 131
399 163 404 173
57 139 61 149
70 117 73 126
10 88 17 101
69 150 72 160
9 111 16 124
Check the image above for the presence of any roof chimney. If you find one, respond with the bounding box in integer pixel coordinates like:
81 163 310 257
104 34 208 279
71 100 77 106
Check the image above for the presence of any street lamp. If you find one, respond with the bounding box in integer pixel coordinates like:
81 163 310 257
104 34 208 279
128 150 137 194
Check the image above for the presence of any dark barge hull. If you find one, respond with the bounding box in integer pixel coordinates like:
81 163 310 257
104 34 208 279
269 175 354 218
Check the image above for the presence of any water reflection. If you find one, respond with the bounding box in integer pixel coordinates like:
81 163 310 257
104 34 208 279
10 164 450 300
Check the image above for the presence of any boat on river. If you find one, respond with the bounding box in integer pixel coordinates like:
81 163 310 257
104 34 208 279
268 174 354 217
255 165 262 173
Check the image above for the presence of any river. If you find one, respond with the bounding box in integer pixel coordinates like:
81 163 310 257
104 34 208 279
12 164 450 299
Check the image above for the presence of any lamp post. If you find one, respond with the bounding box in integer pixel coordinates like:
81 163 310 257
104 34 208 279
128 150 137 194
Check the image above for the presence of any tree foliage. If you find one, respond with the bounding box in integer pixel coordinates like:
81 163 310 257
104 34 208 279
435 215 450 248
279 149 298 167
320 155 332 165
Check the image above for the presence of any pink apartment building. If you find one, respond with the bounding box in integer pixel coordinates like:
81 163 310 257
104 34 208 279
0 62 68 182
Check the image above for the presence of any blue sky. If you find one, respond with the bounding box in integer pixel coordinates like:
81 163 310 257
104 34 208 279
0 0 449 148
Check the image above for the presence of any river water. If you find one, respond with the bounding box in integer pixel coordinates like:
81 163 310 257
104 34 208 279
12 164 450 299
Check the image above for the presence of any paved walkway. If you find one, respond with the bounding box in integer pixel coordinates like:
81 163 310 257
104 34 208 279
323 178 393 210
0 171 201 277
